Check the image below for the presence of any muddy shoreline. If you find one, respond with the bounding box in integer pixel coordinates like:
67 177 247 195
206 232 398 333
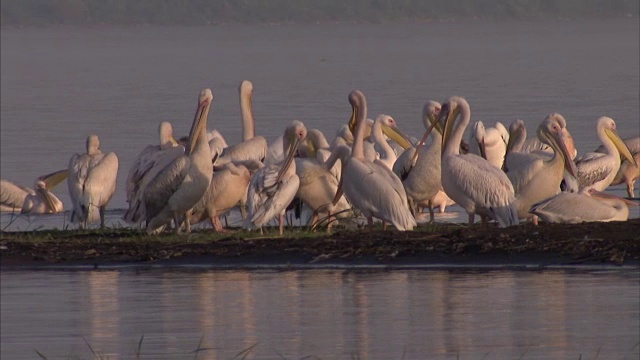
1 219 639 270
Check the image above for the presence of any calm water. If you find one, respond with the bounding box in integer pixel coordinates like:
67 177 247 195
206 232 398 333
1 269 639 360
1 19 639 219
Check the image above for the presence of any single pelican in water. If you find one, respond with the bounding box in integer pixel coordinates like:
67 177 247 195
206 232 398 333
246 120 307 235
530 188 637 223
393 100 445 221
574 117 636 192
1 170 67 214
506 113 577 222
594 136 639 197
144 89 214 234
68 134 119 228
334 90 416 231
437 96 518 227
468 120 509 169
215 80 268 165
124 121 179 223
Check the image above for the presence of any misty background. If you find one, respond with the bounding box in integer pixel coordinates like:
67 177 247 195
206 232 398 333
1 0 638 26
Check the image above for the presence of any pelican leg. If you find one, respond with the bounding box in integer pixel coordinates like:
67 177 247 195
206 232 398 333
326 211 334 231
428 200 435 223
99 206 106 229
310 211 319 229
532 215 539 226
383 221 387 231
211 216 229 233
467 213 475 226
279 214 285 236
173 212 181 234
627 181 635 198
239 203 248 220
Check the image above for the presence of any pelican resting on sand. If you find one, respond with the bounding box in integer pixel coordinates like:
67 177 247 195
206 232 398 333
438 96 518 228
1 170 68 214
245 120 307 235
144 89 214 234
68 134 119 228
530 188 637 223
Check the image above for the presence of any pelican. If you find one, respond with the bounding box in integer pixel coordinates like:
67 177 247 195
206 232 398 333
506 113 577 222
245 120 307 235
369 114 413 170
333 90 416 231
574 117 636 192
144 89 214 234
503 119 527 171
594 136 640 197
1 170 67 214
438 96 518 227
393 100 445 222
468 120 509 169
124 121 180 223
68 134 119 228
530 188 637 223
295 140 352 228
215 80 268 165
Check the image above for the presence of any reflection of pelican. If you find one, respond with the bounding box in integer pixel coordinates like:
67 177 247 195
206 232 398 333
506 113 577 222
438 96 518 227
575 117 636 192
144 89 214 234
468 120 509 169
68 134 119 228
0 170 67 214
530 188 636 223
245 120 307 235
124 121 179 223
594 136 639 197
393 100 444 221
215 80 268 165
334 90 416 231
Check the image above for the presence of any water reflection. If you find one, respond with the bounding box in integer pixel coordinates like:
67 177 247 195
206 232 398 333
1 269 638 359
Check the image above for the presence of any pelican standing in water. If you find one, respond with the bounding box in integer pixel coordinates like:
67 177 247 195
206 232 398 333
1 170 68 214
245 120 307 235
334 90 416 231
468 120 509 169
438 96 518 227
574 117 636 192
144 89 214 234
530 188 637 223
506 113 577 223
215 80 268 165
123 121 180 223
68 134 119 228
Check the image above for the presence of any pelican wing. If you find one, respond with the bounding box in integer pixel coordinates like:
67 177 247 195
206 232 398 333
84 152 119 208
143 155 190 223
530 192 621 223
392 147 417 181
216 136 268 165
452 154 515 207
250 175 300 227
575 152 617 188
68 153 92 221
125 144 159 201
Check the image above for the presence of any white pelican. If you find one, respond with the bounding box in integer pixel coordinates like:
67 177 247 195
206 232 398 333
245 120 307 235
124 121 179 223
68 134 119 228
530 188 637 223
506 113 577 222
0 170 67 214
468 120 509 169
438 96 518 227
295 141 352 228
574 117 636 192
369 114 413 170
503 119 527 171
393 100 445 222
215 80 268 165
334 90 416 231
144 89 214 234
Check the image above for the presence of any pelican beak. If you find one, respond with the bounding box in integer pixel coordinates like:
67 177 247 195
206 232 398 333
605 128 637 166
169 136 179 146
187 90 212 156
439 104 458 151
381 124 413 150
275 136 302 184
39 169 68 190
478 137 487 160
550 129 578 177
590 189 639 206
348 104 358 135
332 164 346 206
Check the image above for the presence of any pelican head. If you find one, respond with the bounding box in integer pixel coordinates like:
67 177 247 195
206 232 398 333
159 121 178 148
375 114 413 150
86 134 100 155
438 96 466 150
187 88 213 155
506 119 526 154
277 120 308 183
348 90 370 137
537 113 577 177
422 100 443 134
598 116 637 166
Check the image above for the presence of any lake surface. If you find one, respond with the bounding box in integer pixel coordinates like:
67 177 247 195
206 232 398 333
1 268 639 360
1 19 639 220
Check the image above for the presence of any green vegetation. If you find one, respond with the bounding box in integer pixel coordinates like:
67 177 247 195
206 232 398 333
1 0 637 27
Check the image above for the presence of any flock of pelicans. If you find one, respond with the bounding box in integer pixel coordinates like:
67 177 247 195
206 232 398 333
1 81 639 234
